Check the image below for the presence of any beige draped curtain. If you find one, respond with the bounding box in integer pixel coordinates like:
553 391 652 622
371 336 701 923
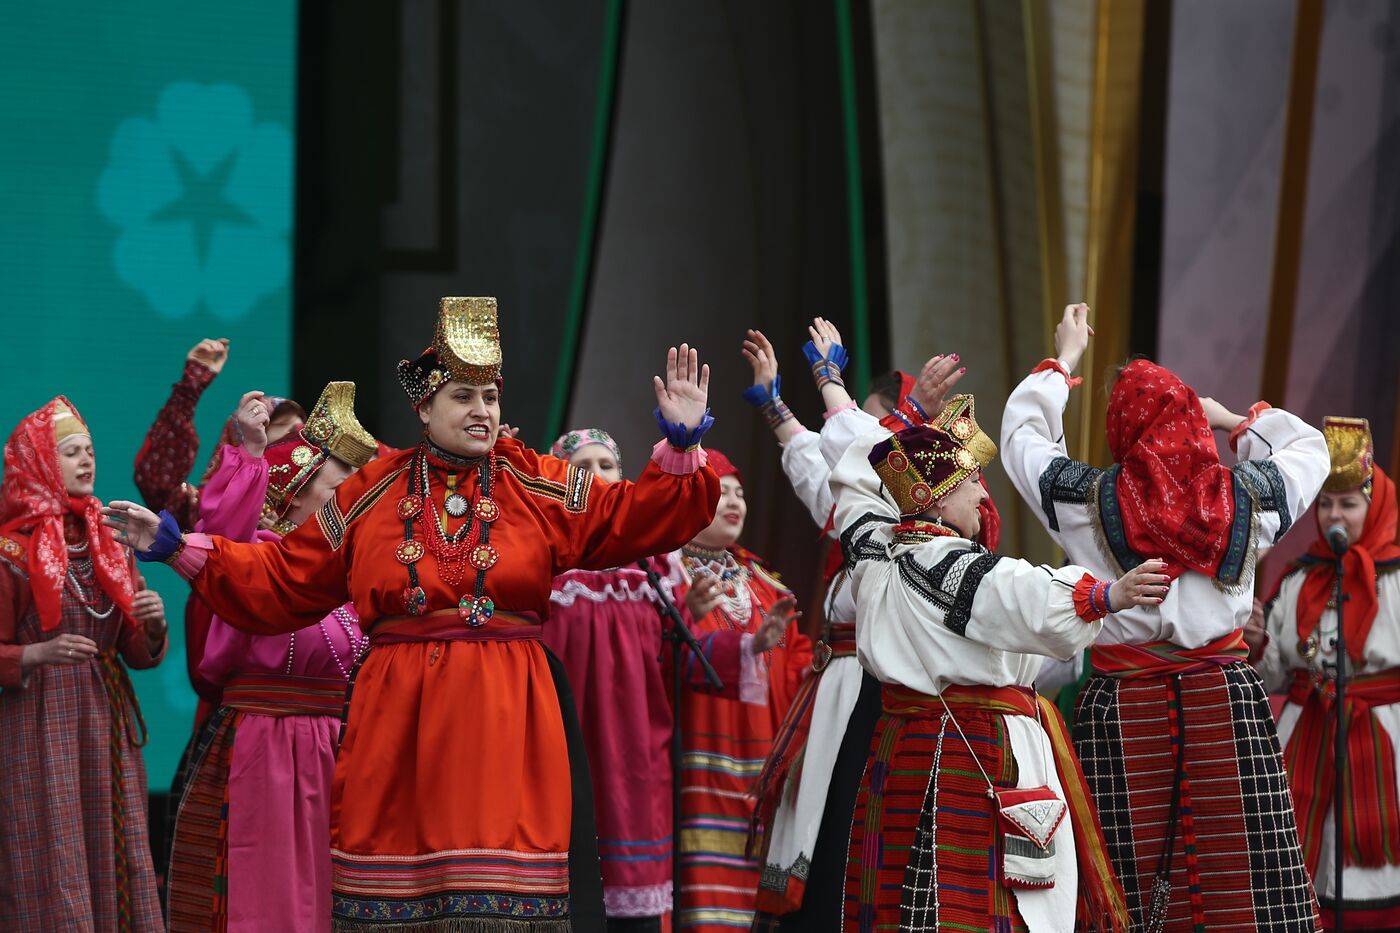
871 0 1145 563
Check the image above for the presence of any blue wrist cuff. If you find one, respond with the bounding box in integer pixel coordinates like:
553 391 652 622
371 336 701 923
654 407 715 449
136 511 184 564
801 341 849 371
741 375 782 407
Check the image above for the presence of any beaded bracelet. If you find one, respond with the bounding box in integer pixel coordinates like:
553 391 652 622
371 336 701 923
741 379 795 430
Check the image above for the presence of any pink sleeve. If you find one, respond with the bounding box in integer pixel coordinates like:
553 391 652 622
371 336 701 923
196 444 269 541
196 528 288 686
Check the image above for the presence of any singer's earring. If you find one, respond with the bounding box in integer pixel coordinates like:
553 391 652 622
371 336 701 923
933 515 946 528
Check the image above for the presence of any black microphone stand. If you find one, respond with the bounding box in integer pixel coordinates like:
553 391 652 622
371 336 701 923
637 558 723 923
1329 538 1350 929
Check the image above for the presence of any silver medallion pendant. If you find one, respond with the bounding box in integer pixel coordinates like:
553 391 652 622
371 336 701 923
445 493 470 518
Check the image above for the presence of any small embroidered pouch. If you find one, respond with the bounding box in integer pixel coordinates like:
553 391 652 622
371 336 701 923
993 785 1066 889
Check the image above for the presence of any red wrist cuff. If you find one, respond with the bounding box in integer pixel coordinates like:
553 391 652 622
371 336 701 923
1072 573 1112 622
1228 401 1271 452
1032 358 1083 389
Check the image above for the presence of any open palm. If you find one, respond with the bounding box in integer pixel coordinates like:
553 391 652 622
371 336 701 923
653 343 711 427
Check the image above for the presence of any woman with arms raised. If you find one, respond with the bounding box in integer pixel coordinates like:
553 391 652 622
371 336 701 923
107 297 720 933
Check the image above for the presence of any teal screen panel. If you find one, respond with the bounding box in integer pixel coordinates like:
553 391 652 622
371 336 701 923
0 4 296 790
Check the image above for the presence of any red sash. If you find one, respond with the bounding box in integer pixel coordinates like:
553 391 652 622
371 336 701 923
1090 630 1248 678
1284 668 1400 874
882 684 1130 932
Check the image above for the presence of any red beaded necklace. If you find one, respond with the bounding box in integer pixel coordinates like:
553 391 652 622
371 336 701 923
396 442 501 626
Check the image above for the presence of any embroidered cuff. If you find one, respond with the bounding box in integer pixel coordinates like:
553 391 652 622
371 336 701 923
892 394 928 425
1228 401 1272 452
738 633 771 706
1071 573 1114 622
1032 358 1083 389
802 341 849 390
651 439 709 475
743 381 796 431
653 407 714 449
823 400 857 420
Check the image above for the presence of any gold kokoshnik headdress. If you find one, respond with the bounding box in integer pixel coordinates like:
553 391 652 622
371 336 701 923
397 297 504 407
869 394 997 516
1322 416 1374 498
263 381 376 519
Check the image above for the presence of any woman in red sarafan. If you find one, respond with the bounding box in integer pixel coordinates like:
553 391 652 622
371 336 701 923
668 447 812 932
1253 417 1400 929
0 397 168 932
108 296 720 932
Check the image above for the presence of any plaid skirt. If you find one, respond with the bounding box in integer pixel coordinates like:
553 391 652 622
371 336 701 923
1074 661 1320 931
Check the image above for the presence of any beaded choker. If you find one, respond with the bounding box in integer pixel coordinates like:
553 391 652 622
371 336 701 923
397 443 501 626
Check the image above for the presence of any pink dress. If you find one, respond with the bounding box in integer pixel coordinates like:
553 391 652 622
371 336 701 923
544 558 679 919
167 445 365 933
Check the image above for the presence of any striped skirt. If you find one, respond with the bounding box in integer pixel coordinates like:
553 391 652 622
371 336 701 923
844 693 1028 932
1073 661 1320 931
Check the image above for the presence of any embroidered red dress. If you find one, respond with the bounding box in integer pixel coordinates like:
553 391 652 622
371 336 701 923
165 436 717 931
670 546 812 932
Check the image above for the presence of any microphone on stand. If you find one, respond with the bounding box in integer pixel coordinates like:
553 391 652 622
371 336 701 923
1325 521 1350 927
1326 523 1350 557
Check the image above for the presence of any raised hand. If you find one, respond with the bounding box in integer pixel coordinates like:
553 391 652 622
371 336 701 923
653 343 711 429
236 390 271 457
741 329 779 388
1053 303 1093 373
753 596 799 652
1108 558 1171 610
188 337 231 375
497 424 522 440
910 353 965 416
807 317 844 358
101 501 162 552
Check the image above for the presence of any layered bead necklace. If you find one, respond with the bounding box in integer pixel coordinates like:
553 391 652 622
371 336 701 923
283 606 368 680
65 540 116 620
681 543 752 626
397 442 501 626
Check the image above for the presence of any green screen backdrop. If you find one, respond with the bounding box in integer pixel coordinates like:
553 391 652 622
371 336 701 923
0 4 296 790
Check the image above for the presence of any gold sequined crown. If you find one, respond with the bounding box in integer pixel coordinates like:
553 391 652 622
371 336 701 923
397 297 504 406
1322 416 1373 497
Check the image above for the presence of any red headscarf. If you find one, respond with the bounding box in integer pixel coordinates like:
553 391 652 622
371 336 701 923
1295 466 1400 662
707 447 742 484
1106 360 1235 581
0 397 137 631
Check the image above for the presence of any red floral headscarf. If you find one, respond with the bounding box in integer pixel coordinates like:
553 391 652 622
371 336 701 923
1296 466 1400 663
1106 360 1235 581
707 448 742 485
0 397 137 631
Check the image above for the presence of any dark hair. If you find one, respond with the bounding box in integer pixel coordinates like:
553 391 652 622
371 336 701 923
867 370 904 412
270 399 307 423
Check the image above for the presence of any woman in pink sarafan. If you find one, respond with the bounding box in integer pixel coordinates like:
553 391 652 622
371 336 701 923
164 384 374 933
543 427 679 930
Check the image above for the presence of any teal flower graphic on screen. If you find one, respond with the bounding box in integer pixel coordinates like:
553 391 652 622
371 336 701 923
98 82 291 320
